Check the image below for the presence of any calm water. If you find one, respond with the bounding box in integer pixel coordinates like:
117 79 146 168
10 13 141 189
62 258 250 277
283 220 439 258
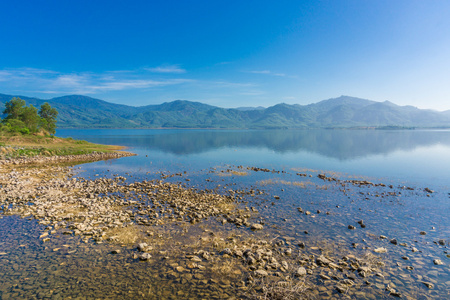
57 128 450 188
1 129 449 299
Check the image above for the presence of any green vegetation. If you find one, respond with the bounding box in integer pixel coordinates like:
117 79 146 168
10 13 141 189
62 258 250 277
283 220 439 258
0 134 124 159
1 97 58 134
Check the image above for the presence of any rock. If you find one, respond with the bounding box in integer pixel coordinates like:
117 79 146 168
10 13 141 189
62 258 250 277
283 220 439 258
254 269 268 277
251 223 263 230
190 256 202 262
222 248 233 256
421 281 434 289
438 239 446 246
176 266 185 272
247 256 257 265
139 253 152 260
111 249 121 254
348 225 356 230
390 239 398 245
420 231 427 235
320 274 331 280
433 259 443 265
424 187 434 193
298 241 305 248
374 247 387 253
316 255 331 266
295 267 307 276
137 243 149 252
411 247 418 252
380 235 387 239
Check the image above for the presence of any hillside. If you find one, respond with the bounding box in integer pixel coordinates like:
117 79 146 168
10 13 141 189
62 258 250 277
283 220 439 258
1 94 449 129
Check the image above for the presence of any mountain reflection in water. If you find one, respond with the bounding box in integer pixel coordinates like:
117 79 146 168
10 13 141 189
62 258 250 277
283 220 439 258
57 129 450 161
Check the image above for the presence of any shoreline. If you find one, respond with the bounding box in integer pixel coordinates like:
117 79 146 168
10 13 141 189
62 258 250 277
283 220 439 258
0 150 135 166
0 151 448 299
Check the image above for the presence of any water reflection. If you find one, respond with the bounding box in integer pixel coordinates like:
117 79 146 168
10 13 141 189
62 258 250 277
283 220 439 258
57 129 450 161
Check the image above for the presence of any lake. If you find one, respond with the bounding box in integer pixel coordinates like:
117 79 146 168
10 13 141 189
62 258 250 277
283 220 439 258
1 128 449 299
57 128 450 188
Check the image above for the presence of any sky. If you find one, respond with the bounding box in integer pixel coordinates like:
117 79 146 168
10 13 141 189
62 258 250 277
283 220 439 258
1 0 450 110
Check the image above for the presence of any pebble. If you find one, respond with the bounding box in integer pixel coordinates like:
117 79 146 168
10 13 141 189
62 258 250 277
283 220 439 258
250 223 263 230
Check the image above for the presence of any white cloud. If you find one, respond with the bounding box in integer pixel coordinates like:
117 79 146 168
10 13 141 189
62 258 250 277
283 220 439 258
247 70 286 77
249 70 271 74
0 67 193 95
145 65 186 73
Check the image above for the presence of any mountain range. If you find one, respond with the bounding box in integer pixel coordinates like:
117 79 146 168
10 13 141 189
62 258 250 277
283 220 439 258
1 93 449 129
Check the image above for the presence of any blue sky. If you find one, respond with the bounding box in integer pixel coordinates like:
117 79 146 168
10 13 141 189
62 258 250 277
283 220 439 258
1 1 450 110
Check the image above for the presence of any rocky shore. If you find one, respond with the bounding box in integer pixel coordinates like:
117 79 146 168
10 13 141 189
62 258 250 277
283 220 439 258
1 154 449 299
0 149 136 166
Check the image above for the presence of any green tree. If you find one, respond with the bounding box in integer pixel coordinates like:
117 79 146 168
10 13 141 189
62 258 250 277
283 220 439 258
39 102 58 134
3 97 26 121
4 119 29 134
21 104 40 133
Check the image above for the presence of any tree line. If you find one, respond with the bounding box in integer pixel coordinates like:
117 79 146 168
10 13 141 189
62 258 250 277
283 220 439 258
1 97 58 135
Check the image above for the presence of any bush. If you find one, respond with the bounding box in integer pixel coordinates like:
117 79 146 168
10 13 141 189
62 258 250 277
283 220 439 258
4 119 28 133
19 127 30 135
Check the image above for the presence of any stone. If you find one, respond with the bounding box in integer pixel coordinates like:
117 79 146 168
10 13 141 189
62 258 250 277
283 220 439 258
254 269 268 277
374 247 387 253
190 256 202 262
421 281 434 289
438 239 446 246
222 248 233 256
137 243 150 252
433 259 443 265
348 225 356 230
295 267 307 276
111 249 121 254
251 223 263 230
139 253 152 261
316 255 331 266
390 239 398 245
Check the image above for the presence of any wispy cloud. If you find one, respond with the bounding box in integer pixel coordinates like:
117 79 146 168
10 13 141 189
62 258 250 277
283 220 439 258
0 67 192 95
248 70 286 77
145 64 186 74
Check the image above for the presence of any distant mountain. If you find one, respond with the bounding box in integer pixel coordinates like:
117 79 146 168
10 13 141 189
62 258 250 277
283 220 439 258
235 106 265 111
1 93 449 129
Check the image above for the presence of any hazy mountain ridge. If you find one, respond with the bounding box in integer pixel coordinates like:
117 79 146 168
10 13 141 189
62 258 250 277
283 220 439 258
1 94 449 129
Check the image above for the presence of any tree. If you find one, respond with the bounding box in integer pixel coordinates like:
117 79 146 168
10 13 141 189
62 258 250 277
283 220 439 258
3 97 26 121
21 104 40 133
39 102 58 134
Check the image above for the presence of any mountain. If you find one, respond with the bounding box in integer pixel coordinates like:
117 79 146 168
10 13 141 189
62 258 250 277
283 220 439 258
1 93 450 129
235 106 265 111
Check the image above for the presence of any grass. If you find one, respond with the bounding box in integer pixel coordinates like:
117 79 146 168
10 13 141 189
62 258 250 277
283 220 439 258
0 132 124 158
251 278 311 300
104 224 143 245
